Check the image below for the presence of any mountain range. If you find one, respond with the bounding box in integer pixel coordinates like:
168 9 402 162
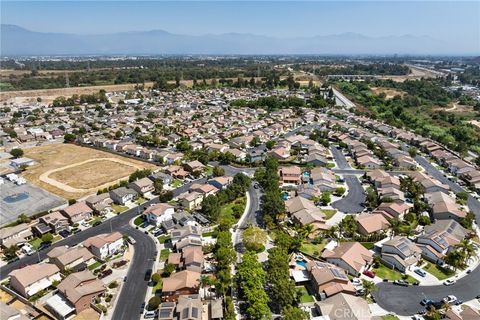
1 24 450 56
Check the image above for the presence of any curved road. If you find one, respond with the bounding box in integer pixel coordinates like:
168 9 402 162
374 154 480 315
330 145 366 213
0 178 206 320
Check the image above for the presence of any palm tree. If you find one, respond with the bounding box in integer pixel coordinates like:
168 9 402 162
456 240 476 265
200 275 212 300
389 218 401 238
361 279 376 298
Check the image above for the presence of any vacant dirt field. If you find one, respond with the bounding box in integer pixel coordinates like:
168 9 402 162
22 144 157 199
371 87 406 99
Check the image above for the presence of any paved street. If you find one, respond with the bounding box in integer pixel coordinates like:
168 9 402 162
233 184 262 254
329 145 366 213
0 178 206 320
332 175 366 213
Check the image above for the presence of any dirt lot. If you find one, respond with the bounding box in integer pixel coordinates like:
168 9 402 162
371 87 406 99
22 144 157 199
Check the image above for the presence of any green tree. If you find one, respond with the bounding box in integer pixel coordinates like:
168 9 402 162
266 140 276 150
154 178 163 194
282 306 309 320
41 233 54 243
10 148 24 158
63 133 76 143
242 226 268 252
212 166 225 177
151 273 161 284
147 296 161 311
361 279 376 298
4 245 19 260
162 263 176 277
267 248 297 312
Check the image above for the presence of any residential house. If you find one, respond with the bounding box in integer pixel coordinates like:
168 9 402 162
39 211 70 234
311 167 336 192
82 232 124 260
85 193 113 215
376 202 412 220
208 176 233 190
380 236 421 272
54 270 105 315
180 246 204 273
279 166 302 185
109 187 138 205
161 270 201 302
61 202 93 224
129 177 155 196
47 246 94 271
9 263 61 298
355 214 390 236
178 192 203 210
425 191 466 222
0 223 33 248
175 295 203 320
321 242 373 276
144 203 175 226
357 155 382 169
314 293 372 320
285 196 328 234
307 260 356 298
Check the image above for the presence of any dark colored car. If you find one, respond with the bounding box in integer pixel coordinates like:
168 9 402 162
140 302 146 314
144 268 152 281
59 230 71 238
92 220 102 227
38 242 52 251
420 299 433 306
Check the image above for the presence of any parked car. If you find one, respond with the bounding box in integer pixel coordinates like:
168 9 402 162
443 279 456 286
420 299 433 306
59 230 71 238
144 268 152 281
443 295 457 304
454 299 463 305
362 270 376 278
144 311 157 319
127 236 136 245
140 302 146 314
92 220 102 227
98 269 113 279
38 242 51 251
393 280 409 287
414 268 426 277
351 278 362 286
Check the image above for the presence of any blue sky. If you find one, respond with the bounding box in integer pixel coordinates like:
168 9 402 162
1 1 479 48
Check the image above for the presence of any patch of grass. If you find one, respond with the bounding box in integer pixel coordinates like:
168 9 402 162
28 237 42 250
171 179 183 188
158 235 171 244
135 197 146 205
89 217 102 226
88 261 103 270
424 262 454 280
152 280 163 294
53 235 62 243
134 216 144 226
300 240 327 258
202 230 217 238
159 249 170 262
220 197 246 221
112 204 128 213
382 315 400 320
372 263 417 284
204 166 213 176
360 242 375 250
296 286 314 303
321 209 337 220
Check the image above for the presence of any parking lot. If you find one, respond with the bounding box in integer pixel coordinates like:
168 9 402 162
0 179 66 225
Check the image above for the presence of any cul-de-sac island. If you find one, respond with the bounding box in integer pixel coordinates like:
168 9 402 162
0 2 479 320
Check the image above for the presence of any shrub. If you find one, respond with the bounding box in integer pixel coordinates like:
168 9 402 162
147 296 161 310
108 281 118 289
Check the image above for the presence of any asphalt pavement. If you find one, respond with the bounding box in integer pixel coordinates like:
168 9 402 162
0 178 206 320
234 184 262 254
374 154 480 316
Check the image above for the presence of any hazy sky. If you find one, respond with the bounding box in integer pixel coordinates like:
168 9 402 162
2 1 479 50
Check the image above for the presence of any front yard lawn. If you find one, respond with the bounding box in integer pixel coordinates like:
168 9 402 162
220 197 246 220
88 261 103 270
296 286 315 303
321 209 337 220
382 315 400 320
171 179 183 188
361 242 375 250
152 279 163 294
159 249 170 262
135 197 146 205
158 235 171 244
134 216 144 226
28 237 42 250
112 204 128 213
424 262 454 280
372 263 417 283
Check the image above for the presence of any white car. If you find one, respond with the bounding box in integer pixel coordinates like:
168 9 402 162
443 295 457 304
351 278 362 286
443 279 456 286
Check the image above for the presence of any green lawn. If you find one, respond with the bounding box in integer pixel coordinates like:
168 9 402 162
135 197 146 205
159 249 170 262
300 240 327 258
158 235 171 244
134 216 144 226
321 209 337 220
112 204 128 213
152 280 163 294
372 263 417 284
424 262 455 280
360 242 375 250
296 286 314 303
220 197 246 220
202 230 217 238
171 179 183 188
89 217 102 226
28 237 42 250
88 261 103 270
382 315 400 320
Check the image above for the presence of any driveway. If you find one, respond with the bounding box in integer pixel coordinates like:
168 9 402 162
332 175 366 213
